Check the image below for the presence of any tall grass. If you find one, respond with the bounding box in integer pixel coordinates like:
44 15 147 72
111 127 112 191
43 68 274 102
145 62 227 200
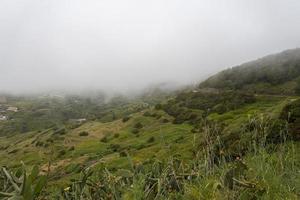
1 116 299 199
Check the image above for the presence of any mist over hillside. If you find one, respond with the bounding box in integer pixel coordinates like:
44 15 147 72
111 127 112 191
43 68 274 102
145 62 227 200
200 48 300 94
1 1 300 199
1 0 300 94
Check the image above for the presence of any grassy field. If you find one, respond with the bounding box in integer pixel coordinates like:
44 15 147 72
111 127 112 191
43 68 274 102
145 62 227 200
0 94 299 199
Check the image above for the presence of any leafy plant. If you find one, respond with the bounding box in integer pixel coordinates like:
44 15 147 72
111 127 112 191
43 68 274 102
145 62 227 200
0 164 47 200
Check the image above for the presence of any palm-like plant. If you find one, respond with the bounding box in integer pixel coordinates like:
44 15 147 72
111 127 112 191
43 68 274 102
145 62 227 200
0 164 47 200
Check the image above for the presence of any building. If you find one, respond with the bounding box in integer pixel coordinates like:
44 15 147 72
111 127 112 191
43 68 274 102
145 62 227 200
0 115 7 121
7 107 18 112
76 118 86 123
70 118 87 124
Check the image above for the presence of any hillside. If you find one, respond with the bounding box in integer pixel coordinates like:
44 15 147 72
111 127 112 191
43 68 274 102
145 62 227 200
0 50 300 199
200 48 300 94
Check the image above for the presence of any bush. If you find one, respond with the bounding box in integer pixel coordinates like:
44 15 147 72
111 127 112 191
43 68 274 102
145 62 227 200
43 143 49 148
122 116 130 122
132 128 139 134
110 144 121 152
161 118 169 123
58 149 66 157
143 111 151 117
79 131 89 136
136 144 146 150
134 122 143 129
155 114 162 119
155 103 162 110
35 141 44 147
8 149 19 154
147 136 155 143
46 138 54 143
53 128 66 135
68 146 75 151
100 136 108 143
174 136 184 143
119 151 127 157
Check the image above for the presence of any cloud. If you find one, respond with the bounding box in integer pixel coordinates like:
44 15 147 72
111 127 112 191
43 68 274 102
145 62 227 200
0 0 300 94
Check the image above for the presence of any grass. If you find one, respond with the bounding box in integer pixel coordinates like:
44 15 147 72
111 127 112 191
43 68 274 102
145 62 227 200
0 94 299 199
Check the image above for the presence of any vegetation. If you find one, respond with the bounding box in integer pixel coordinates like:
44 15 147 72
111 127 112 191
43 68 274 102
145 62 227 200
200 48 300 94
0 49 300 199
79 131 89 137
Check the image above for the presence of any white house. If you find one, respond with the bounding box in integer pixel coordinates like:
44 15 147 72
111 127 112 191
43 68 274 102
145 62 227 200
0 115 7 121
7 107 18 112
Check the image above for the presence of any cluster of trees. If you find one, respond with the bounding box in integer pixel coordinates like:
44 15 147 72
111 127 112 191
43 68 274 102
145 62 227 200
156 91 255 124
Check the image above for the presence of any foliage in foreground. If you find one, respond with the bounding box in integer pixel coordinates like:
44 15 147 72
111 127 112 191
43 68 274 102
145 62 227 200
56 142 299 200
12 116 296 199
0 164 47 200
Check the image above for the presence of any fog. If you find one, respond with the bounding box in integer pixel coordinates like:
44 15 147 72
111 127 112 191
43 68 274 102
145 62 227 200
1 0 300 95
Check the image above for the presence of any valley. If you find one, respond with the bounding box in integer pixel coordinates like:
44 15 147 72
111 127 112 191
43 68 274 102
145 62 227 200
1 49 300 199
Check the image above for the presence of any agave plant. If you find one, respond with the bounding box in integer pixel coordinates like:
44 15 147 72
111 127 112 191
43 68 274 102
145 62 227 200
0 164 47 200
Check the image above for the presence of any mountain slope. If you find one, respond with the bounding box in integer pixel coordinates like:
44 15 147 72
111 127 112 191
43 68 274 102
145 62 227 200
200 48 300 94
1 49 300 199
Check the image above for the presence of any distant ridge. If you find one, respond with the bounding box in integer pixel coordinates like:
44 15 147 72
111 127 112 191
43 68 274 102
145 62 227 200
200 48 300 94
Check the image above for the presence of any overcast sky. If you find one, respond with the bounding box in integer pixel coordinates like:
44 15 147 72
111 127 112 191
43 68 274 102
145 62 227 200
0 0 300 94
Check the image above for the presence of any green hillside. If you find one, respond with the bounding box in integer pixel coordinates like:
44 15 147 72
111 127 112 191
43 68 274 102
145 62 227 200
0 50 300 199
200 48 300 95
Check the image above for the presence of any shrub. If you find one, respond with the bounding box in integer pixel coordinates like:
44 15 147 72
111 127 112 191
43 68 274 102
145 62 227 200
147 136 155 143
119 151 127 157
58 149 66 157
53 128 66 135
35 141 44 147
110 144 121 152
8 149 19 154
136 144 146 150
79 131 89 136
155 114 162 119
122 116 130 122
46 138 54 143
43 143 49 148
134 122 143 129
155 103 162 110
132 128 139 134
161 118 169 123
100 136 108 143
143 111 151 117
68 146 75 151
174 136 184 143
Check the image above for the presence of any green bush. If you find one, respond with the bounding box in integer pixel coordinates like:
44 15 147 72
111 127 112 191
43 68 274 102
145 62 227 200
155 103 163 110
68 146 75 151
143 111 151 117
161 118 169 123
147 136 155 143
134 122 143 129
132 128 140 134
79 131 89 136
119 151 127 157
58 149 66 157
100 136 108 143
122 116 131 122
109 144 121 152
53 128 66 135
